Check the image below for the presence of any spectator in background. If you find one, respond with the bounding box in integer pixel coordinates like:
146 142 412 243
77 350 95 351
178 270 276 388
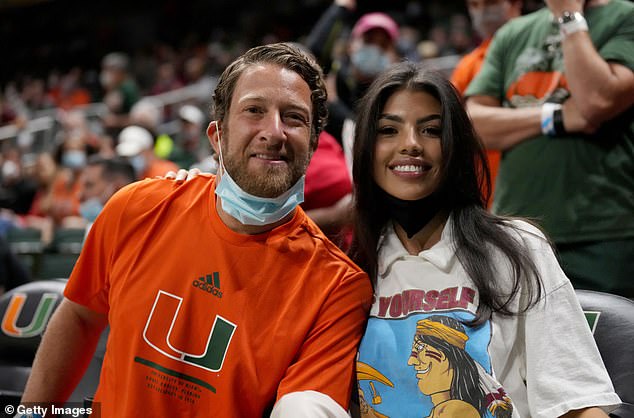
44 135 93 228
451 0 523 206
0 93 19 126
150 61 184 96
305 0 402 147
24 152 58 244
79 156 135 232
0 147 36 216
466 0 634 297
99 52 140 136
168 104 208 169
116 125 178 180
20 78 55 114
48 67 92 110
0 234 31 294
128 98 176 160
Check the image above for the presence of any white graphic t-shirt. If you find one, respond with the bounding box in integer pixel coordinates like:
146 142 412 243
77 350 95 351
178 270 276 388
357 217 620 418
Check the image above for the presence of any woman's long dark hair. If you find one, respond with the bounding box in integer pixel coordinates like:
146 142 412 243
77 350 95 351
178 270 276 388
350 62 542 324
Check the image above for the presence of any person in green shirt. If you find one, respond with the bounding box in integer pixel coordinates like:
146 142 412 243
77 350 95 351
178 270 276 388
465 0 634 297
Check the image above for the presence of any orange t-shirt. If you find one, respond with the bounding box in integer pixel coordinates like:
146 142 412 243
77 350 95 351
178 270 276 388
65 175 372 417
451 38 500 206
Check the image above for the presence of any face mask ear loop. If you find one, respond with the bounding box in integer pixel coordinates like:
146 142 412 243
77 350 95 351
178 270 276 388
215 120 226 177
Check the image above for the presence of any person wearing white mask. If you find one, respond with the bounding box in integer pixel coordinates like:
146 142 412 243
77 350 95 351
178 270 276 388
20 43 372 418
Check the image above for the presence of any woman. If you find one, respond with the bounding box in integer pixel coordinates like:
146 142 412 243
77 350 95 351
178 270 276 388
351 62 619 418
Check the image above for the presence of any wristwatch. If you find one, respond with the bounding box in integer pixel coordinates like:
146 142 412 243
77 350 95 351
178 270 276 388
558 11 588 37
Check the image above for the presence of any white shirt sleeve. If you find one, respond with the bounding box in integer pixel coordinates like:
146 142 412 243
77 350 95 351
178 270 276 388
271 391 350 418
519 228 621 418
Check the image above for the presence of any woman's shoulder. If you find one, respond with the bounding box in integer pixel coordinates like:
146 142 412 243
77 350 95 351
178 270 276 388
500 218 551 251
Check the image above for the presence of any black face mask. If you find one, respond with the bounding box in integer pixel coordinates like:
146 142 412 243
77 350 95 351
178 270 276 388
381 189 444 238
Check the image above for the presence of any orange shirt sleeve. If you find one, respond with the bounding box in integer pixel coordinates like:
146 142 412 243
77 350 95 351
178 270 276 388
276 270 372 410
64 182 136 313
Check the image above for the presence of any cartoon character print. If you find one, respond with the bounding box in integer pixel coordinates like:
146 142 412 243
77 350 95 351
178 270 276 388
357 313 513 417
407 315 484 417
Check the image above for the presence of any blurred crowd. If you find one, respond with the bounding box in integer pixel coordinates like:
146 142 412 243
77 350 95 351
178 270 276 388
0 0 543 287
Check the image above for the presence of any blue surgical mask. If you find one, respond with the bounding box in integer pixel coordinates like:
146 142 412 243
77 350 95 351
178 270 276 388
62 150 86 169
79 197 103 222
351 45 391 78
213 121 304 226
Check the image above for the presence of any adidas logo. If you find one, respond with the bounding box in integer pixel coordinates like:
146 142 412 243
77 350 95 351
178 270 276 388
192 272 223 298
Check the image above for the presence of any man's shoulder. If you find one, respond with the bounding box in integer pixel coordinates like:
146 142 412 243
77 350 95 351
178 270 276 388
108 174 214 217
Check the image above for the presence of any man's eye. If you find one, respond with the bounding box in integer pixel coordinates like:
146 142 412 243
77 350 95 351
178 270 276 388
285 113 308 126
245 106 262 114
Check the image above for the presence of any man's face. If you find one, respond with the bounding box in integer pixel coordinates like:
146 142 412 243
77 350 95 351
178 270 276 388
215 63 313 198
80 164 113 204
466 0 517 39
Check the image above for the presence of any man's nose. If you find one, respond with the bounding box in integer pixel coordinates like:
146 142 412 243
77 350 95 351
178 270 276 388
261 111 286 143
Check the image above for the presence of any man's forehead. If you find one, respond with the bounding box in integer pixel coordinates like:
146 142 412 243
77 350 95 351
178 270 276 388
231 63 312 107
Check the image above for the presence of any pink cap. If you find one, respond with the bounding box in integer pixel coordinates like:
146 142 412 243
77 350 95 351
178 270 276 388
352 12 399 42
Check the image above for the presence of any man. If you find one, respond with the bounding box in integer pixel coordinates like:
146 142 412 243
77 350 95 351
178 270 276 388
99 52 140 136
452 0 523 94
78 155 136 228
465 0 634 296
451 0 523 205
168 104 208 169
20 43 373 417
115 124 179 180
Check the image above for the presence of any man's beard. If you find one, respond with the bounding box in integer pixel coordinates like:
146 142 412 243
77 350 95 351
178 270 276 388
221 140 310 198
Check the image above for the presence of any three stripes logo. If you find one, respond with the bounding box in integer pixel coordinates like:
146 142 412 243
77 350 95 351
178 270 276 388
192 272 222 298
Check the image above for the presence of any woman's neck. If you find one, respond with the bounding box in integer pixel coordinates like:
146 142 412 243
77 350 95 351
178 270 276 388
394 211 448 255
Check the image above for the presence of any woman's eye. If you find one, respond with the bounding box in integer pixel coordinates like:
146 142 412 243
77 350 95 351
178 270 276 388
421 126 441 137
377 126 397 135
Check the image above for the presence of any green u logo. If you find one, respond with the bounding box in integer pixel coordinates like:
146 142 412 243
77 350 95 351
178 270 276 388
143 290 236 372
1 292 59 338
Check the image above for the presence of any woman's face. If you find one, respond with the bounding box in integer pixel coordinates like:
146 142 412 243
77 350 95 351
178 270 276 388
373 89 443 201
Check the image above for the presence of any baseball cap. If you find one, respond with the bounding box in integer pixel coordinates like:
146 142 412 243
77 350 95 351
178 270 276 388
179 104 205 125
102 52 129 70
116 125 153 157
352 12 400 43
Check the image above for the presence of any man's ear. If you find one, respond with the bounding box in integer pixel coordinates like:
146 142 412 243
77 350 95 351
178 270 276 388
206 121 222 154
